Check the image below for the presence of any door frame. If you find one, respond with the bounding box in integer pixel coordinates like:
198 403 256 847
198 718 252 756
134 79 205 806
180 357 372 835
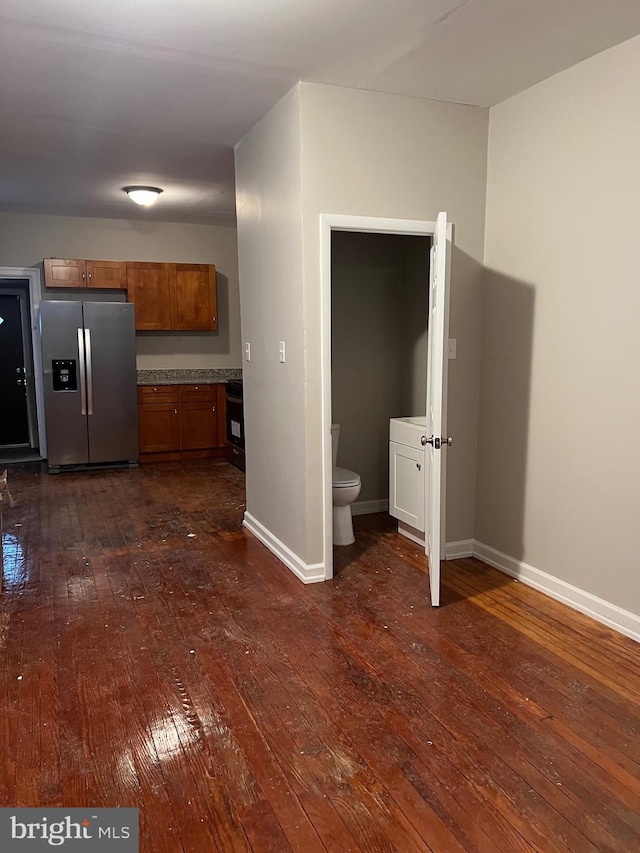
320 214 452 581
0 267 46 456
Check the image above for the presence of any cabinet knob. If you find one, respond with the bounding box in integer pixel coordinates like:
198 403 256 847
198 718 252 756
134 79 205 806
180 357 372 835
212 406 216 412
212 316 216 324
195 386 199 390
174 409 178 415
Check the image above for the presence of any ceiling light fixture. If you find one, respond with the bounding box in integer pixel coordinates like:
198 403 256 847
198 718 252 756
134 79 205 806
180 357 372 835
123 186 163 206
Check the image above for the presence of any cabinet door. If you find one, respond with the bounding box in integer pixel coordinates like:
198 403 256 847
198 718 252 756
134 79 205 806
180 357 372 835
138 403 180 453
169 264 217 331
44 258 86 288
180 401 218 450
389 441 426 532
86 260 127 289
127 262 171 330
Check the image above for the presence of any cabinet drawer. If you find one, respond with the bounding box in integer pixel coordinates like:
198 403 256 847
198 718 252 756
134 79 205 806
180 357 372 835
137 385 179 405
227 444 245 471
178 384 215 403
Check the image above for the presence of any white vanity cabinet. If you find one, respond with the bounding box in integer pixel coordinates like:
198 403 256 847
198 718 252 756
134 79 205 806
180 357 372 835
389 417 427 532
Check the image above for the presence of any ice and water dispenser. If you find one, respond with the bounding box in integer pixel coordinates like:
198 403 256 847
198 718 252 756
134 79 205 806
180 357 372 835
51 359 78 392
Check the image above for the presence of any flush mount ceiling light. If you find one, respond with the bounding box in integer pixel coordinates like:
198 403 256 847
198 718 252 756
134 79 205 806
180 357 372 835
123 186 163 206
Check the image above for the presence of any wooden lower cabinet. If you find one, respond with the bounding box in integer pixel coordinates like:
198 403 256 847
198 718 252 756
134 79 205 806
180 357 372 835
138 384 226 462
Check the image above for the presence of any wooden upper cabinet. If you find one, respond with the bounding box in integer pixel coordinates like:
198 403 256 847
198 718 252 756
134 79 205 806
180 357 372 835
86 260 127 289
44 258 86 288
44 258 127 289
169 264 217 331
127 262 172 330
44 257 217 331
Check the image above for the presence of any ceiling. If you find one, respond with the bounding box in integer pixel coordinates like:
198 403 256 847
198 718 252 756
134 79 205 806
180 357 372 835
1 0 639 226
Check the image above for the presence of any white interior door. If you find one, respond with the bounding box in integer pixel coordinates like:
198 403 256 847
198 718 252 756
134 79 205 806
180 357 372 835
425 211 450 606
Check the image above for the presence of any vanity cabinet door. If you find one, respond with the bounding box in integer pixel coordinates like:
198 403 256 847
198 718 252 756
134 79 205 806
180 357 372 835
389 441 425 531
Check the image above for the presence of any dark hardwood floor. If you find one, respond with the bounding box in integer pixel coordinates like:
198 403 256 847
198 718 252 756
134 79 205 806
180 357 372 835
1 459 638 851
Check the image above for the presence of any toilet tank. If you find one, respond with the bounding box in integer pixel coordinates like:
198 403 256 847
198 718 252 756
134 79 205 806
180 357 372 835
331 424 340 467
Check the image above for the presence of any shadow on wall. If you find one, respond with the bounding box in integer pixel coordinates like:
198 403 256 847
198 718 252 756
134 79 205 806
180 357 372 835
475 269 536 564
136 272 231 357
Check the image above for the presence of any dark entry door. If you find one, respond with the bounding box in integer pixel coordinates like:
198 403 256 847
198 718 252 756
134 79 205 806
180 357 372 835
0 295 29 445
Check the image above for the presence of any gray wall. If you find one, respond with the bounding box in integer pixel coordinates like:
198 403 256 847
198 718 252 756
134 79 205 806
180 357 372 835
236 81 488 574
0 211 241 369
301 82 489 560
331 231 429 503
480 33 640 618
234 87 310 562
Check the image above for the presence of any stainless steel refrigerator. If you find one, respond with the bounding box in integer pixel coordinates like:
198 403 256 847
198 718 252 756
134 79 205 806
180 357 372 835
40 301 138 472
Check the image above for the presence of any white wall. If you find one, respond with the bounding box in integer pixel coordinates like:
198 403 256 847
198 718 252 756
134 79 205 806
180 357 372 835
480 34 640 618
0 212 241 369
237 82 488 574
234 87 311 564
301 83 489 563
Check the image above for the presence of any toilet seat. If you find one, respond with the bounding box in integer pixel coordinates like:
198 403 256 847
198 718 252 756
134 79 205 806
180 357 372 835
333 466 361 488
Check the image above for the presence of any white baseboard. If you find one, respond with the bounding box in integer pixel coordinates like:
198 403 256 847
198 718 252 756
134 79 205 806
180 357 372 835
445 539 474 559
242 512 325 584
473 540 640 644
352 499 389 516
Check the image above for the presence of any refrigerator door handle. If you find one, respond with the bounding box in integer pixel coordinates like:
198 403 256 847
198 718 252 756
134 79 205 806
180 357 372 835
77 327 87 416
85 328 94 415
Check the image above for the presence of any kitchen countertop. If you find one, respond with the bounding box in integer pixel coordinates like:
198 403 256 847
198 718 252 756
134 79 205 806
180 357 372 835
137 368 242 385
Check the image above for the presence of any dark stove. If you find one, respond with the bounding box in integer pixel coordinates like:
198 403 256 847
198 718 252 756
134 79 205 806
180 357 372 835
225 380 244 470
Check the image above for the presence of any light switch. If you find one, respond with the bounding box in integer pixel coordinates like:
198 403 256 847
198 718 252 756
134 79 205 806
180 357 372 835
447 338 457 359
245 342 251 362
278 341 286 363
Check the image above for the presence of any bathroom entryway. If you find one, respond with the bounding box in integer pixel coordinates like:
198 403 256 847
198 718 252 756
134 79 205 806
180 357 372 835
321 214 451 605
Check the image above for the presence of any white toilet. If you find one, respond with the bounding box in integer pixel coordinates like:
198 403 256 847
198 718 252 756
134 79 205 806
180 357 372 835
331 424 362 546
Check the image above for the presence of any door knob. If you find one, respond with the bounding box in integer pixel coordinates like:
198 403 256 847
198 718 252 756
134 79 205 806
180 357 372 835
421 435 453 449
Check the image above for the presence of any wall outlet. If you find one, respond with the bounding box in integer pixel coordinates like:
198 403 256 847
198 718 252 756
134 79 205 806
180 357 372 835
447 338 457 359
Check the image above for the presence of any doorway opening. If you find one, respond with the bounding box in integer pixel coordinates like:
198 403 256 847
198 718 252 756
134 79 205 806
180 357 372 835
331 230 430 514
320 214 451 598
0 282 39 461
0 269 45 464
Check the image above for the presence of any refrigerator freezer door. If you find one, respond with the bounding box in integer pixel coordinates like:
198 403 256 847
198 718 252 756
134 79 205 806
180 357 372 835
82 302 138 464
40 301 90 466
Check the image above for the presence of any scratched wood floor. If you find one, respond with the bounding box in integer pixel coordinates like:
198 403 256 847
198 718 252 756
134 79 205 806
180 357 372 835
1 460 639 852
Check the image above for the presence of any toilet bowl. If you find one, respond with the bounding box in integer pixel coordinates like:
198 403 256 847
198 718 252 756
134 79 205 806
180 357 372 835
331 425 361 546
